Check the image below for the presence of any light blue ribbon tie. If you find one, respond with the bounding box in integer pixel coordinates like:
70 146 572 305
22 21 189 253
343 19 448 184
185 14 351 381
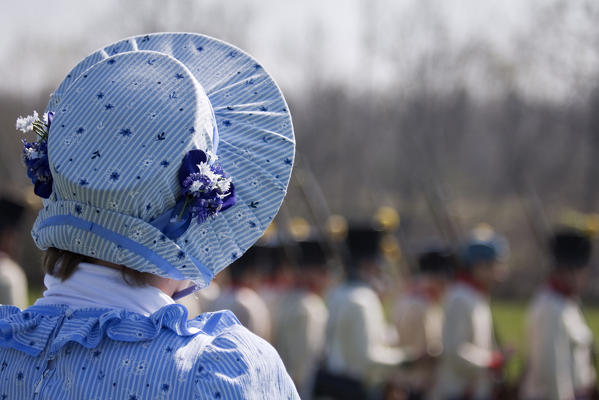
149 197 192 241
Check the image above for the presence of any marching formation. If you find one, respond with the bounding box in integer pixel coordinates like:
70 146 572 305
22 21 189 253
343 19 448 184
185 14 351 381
177 213 598 400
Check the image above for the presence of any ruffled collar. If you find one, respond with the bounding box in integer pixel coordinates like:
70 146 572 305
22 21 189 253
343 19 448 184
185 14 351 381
0 304 239 358
35 262 175 316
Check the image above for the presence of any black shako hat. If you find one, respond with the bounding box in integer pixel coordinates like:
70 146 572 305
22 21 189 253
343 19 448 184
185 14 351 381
297 240 328 268
259 243 296 278
345 226 382 262
0 197 25 231
228 245 271 283
550 228 592 269
418 247 456 275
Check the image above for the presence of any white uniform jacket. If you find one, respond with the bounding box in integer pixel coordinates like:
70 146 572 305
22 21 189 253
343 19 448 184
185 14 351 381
521 288 596 400
392 289 443 391
274 290 328 399
209 287 272 342
0 253 28 309
324 282 406 386
433 282 496 399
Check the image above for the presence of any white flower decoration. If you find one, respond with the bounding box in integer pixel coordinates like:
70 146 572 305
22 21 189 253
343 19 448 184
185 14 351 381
24 147 40 160
197 162 218 184
16 111 39 133
216 176 232 194
189 180 203 193
206 150 218 162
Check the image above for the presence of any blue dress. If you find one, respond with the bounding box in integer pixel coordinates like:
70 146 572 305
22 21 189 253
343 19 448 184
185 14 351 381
0 304 299 399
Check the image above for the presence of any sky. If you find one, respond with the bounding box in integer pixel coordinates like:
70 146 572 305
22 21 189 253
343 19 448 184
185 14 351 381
0 0 595 101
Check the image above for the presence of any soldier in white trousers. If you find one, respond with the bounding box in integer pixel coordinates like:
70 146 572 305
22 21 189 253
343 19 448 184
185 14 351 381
208 245 273 342
521 228 597 400
433 228 509 400
0 197 28 309
391 245 456 400
274 240 331 399
315 226 413 399
259 243 296 344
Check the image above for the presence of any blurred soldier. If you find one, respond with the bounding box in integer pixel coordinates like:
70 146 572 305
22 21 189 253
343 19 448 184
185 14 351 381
0 197 28 308
391 245 456 400
521 228 596 400
208 245 272 341
315 226 412 399
433 227 509 400
275 240 330 399
259 243 296 342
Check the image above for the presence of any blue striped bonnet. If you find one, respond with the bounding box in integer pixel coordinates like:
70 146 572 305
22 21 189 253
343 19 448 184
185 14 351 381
29 33 295 294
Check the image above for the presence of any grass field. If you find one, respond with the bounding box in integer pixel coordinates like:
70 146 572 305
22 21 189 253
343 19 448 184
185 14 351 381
492 300 599 383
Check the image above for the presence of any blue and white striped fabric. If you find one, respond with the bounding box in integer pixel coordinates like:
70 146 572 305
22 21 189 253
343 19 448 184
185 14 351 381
31 33 295 290
0 304 299 399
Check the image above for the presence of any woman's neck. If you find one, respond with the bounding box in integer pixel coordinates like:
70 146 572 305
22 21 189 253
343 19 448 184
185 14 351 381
34 262 175 315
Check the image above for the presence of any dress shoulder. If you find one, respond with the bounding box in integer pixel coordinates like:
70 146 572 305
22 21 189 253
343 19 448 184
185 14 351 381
193 318 299 399
0 305 298 399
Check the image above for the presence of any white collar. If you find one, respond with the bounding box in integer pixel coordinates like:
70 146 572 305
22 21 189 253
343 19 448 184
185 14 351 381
34 262 174 316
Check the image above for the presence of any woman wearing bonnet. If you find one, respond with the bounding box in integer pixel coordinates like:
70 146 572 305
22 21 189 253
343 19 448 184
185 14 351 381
0 33 298 399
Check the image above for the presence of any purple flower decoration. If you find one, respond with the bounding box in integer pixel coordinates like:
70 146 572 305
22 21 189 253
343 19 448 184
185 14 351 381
17 111 54 198
178 149 236 224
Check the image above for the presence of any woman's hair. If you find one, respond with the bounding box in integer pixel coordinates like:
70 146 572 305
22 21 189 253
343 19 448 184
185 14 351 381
43 247 154 287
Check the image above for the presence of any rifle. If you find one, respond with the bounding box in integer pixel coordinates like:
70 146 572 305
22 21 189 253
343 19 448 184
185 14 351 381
290 153 351 276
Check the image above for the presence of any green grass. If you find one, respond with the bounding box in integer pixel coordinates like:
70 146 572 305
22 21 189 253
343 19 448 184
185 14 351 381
492 300 599 384
491 301 527 383
27 287 43 307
